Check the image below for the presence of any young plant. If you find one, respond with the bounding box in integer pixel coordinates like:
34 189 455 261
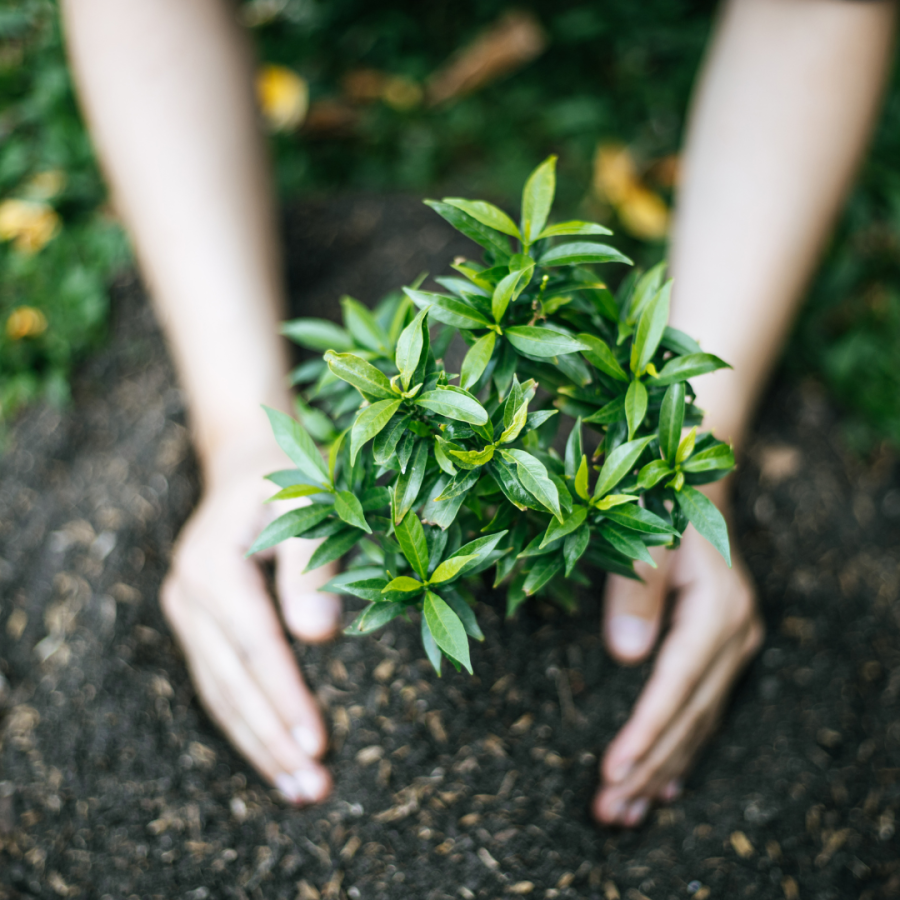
252 156 735 675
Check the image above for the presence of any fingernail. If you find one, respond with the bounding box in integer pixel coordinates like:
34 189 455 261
275 773 301 804
609 615 653 657
293 766 328 802
663 779 683 801
625 797 649 826
292 726 322 758
607 797 628 822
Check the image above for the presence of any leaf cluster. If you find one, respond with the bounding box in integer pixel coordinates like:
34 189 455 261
256 157 735 674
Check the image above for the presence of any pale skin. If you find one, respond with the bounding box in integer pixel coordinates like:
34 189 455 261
62 0 895 821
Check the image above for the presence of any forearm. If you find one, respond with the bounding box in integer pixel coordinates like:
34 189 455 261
671 0 896 450
61 0 291 479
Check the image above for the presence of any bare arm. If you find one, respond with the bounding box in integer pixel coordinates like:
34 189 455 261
61 0 338 803
596 0 896 827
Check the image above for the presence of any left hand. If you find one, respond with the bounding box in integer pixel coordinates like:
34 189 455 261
592 489 764 827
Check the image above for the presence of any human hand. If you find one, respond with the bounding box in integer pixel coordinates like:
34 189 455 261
592 486 764 827
160 440 341 805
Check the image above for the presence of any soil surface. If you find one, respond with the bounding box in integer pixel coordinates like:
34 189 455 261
2 196 900 900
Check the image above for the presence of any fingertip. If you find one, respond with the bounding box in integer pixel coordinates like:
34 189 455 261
293 763 332 804
605 614 656 664
282 591 342 643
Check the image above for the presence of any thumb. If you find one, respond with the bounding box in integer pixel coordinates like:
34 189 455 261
603 546 672 664
275 536 341 643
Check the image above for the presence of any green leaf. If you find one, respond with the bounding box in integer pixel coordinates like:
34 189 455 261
625 379 648 440
499 400 528 444
443 198 521 238
394 512 429 580
626 261 667 324
394 440 429 523
304 527 363 572
598 521 656 567
653 352 731 386
574 455 590 500
577 333 629 382
340 296 389 352
540 505 588 548
416 386 489 425
583 396 626 425
247 505 332 556
350 398 403 465
521 155 557 245
444 592 484 641
630 280 672 375
422 477 469 531
676 426 697 464
266 484 326 503
492 260 534 323
280 318 354 352
536 220 612 240
430 554 478 585
500 449 563 521
446 531 509 577
523 554 563 596
434 438 458 476
404 288 492 330
382 576 424 593
325 575 388 602
682 443 735 473
424 592 472 674
433 469 480 502
395 307 429 390
421 612 443 675
661 326 703 356
334 490 372 534
459 331 496 390
346 602 407 635
659 382 685 464
539 242 632 268
505 326 588 359
564 526 590 576
449 445 494 466
564 418 583 479
637 459 673 490
324 351 395 400
602 504 676 535
593 436 654 499
675 485 732 566
263 406 330 486
593 493 638 511
424 199 512 262
373 413 411 465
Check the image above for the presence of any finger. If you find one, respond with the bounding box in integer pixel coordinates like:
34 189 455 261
191 561 331 759
190 653 332 805
182 597 332 802
603 546 672 664
275 537 342 643
593 628 746 824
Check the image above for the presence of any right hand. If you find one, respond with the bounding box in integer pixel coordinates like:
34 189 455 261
160 440 340 804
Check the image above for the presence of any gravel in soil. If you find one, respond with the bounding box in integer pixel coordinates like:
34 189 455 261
1 196 900 900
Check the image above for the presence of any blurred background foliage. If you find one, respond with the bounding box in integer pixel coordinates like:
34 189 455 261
2 0 900 451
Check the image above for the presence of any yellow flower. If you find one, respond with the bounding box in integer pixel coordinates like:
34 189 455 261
6 306 48 341
256 65 309 132
592 143 670 241
0 199 61 254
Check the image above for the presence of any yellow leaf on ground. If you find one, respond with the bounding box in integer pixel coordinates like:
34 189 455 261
730 830 755 859
256 64 308 132
0 199 61 253
6 306 48 340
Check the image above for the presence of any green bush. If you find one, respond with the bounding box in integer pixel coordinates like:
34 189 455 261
0 0 129 423
256 158 734 673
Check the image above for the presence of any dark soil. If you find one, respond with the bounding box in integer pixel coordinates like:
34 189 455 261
2 196 900 900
